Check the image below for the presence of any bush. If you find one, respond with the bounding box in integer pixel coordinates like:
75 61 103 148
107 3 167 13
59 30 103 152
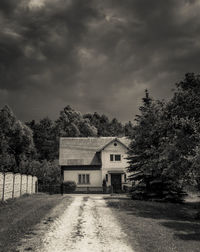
63 181 76 193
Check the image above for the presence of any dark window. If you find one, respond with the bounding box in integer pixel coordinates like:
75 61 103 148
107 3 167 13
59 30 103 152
115 155 121 161
114 142 117 146
78 174 90 184
124 173 126 182
110 154 114 161
106 174 108 182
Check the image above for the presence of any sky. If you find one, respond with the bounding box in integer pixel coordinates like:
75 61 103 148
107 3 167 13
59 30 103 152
0 0 200 123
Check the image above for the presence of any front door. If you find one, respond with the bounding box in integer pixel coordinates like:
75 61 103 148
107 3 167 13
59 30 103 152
111 174 122 193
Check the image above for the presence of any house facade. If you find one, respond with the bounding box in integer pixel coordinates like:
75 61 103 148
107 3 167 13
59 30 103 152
59 137 131 192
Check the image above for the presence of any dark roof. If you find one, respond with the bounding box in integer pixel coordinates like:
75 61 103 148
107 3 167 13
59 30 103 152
59 137 130 166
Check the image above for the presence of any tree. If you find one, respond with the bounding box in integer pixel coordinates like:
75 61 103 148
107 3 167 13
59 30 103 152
27 117 57 161
31 159 61 185
0 105 36 173
84 112 110 136
84 112 125 136
124 121 134 137
56 105 97 137
79 119 97 137
165 73 200 188
108 118 124 136
127 90 187 201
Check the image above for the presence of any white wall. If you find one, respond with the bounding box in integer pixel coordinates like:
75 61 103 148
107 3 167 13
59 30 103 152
0 173 38 201
101 141 129 186
64 170 102 187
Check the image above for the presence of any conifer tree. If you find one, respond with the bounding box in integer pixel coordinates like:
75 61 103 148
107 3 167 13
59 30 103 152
127 90 187 201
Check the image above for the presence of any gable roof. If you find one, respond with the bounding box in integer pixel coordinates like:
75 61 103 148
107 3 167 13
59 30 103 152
59 137 130 166
97 138 130 151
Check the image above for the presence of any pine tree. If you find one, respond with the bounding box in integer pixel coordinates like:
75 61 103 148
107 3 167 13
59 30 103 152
127 90 187 202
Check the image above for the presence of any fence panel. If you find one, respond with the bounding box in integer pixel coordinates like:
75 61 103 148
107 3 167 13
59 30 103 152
0 172 38 201
4 173 14 200
14 174 21 198
27 175 32 194
21 175 27 195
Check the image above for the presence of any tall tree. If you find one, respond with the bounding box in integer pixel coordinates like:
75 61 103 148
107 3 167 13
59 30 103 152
165 73 200 186
127 90 187 201
0 105 36 173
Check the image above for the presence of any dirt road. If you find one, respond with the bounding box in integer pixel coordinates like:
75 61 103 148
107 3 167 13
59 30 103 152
17 195 134 252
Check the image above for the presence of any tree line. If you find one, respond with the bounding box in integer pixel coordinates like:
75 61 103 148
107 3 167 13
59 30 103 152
0 104 134 184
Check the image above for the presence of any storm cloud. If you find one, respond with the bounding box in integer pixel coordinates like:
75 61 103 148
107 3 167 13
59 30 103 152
0 0 200 122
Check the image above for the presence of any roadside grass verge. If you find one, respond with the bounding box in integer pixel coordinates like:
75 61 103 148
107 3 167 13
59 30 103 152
105 195 200 252
0 193 72 252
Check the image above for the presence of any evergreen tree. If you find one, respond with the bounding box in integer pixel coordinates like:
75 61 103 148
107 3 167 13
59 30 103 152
127 90 187 201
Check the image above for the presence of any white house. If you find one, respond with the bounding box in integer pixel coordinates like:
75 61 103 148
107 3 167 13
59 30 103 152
59 137 131 192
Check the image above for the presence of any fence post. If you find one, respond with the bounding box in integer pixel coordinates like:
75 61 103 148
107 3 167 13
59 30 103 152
2 173 5 201
12 173 15 199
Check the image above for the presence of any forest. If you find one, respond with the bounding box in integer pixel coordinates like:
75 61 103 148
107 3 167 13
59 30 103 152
1 73 200 202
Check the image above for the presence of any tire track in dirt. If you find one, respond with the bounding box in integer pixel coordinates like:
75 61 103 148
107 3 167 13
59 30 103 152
16 195 134 252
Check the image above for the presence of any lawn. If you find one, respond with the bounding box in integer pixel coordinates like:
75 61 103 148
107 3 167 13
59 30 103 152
0 193 72 252
105 195 200 252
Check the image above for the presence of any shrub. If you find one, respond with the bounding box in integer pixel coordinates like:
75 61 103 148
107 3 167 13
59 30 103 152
63 181 76 193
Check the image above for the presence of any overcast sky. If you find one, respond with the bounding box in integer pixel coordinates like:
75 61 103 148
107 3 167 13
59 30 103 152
0 0 200 122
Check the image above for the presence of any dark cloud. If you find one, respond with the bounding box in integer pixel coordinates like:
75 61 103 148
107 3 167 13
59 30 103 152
0 0 200 122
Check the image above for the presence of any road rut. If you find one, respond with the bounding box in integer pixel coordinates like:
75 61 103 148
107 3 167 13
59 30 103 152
17 195 134 252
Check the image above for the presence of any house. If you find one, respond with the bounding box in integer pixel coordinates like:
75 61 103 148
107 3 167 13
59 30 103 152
59 137 131 192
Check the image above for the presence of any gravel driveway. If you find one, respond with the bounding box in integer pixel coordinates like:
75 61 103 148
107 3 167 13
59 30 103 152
17 195 134 252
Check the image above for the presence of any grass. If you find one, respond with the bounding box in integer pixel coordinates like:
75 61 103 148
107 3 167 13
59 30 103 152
0 193 72 252
105 195 200 252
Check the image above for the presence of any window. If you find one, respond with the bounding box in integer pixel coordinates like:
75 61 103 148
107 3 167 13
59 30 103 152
110 154 121 161
115 155 121 161
78 174 90 184
106 174 108 182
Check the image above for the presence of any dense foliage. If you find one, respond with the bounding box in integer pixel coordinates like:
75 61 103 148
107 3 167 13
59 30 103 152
128 74 200 202
0 105 36 173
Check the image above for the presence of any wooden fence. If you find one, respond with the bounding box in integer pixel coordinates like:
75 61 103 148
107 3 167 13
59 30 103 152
0 172 38 201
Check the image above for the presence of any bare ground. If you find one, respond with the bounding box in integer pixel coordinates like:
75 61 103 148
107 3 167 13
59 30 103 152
16 195 134 252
